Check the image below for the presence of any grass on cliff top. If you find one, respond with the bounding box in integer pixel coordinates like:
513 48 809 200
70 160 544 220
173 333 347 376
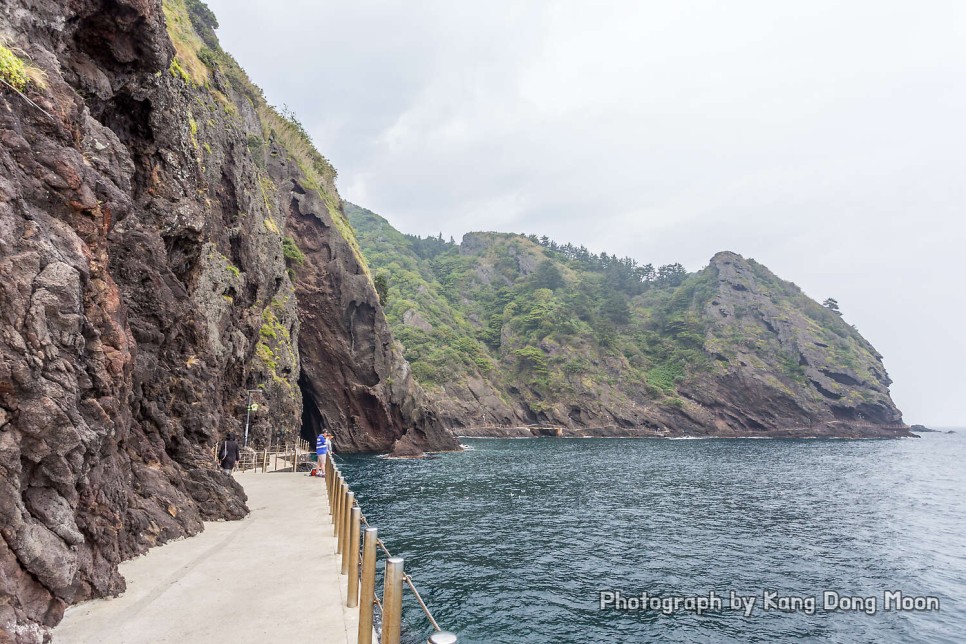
162 0 210 86
253 103 370 277
160 0 372 278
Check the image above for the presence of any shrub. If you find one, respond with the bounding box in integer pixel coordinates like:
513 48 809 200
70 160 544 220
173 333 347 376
373 270 389 303
282 237 305 264
185 0 220 50
514 346 549 376
646 363 685 393
0 45 28 91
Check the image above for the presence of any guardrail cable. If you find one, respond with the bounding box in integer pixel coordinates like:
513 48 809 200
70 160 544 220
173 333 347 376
404 574 442 632
330 454 449 636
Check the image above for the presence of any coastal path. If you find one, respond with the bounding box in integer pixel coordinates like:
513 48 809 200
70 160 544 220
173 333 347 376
55 471 358 643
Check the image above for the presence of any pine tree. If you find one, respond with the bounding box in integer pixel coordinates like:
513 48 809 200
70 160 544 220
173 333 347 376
822 298 842 315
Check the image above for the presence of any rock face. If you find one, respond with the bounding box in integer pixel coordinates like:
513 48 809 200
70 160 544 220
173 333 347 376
274 168 455 456
0 0 454 639
670 252 905 437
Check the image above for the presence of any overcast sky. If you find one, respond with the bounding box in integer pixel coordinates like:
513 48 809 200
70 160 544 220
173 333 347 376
206 0 965 426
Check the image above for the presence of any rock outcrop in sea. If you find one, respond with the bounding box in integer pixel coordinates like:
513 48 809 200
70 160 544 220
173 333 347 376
0 0 455 638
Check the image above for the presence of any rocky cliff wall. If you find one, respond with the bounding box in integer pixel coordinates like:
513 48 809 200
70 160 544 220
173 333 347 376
0 0 454 639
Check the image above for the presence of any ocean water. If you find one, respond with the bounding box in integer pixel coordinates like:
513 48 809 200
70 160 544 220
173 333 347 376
335 431 965 643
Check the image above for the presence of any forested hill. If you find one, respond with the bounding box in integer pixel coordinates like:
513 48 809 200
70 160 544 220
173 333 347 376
346 202 908 438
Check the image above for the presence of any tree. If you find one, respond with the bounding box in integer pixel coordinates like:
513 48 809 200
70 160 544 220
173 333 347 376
600 293 631 325
373 270 390 303
532 260 564 290
822 298 842 315
657 263 687 286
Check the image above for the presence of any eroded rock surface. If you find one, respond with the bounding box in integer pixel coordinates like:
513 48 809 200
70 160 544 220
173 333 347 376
0 1 454 639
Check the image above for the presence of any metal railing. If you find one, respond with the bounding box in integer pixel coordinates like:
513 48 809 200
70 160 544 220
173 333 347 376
325 453 458 644
226 439 314 473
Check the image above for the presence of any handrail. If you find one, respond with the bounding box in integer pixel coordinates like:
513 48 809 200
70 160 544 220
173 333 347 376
326 452 456 643
404 574 442 632
358 514 443 632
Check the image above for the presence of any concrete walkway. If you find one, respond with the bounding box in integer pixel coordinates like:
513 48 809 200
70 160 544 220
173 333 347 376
56 471 357 644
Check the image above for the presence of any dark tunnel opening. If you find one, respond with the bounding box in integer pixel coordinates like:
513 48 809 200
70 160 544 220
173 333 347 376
298 371 325 445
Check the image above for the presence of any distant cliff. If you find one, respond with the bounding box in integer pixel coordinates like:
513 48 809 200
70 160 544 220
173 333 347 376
0 0 454 639
347 203 908 439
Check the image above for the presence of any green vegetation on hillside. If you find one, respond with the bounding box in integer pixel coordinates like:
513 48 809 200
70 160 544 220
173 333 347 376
346 203 716 409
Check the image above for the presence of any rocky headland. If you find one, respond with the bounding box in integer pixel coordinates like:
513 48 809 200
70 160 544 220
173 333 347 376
348 206 910 440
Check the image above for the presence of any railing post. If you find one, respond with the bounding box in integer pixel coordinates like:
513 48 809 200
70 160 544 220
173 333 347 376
340 474 349 536
333 478 341 533
336 481 347 545
334 477 345 534
428 633 458 644
329 465 336 507
329 457 337 499
358 527 378 644
382 557 404 644
341 491 355 574
347 506 361 606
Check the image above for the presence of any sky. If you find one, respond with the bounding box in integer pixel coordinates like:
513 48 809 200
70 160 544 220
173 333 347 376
205 0 966 425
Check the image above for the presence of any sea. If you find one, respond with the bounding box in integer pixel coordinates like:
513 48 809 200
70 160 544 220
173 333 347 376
336 430 965 643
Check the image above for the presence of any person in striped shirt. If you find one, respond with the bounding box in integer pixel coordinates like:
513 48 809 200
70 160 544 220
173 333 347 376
316 432 330 472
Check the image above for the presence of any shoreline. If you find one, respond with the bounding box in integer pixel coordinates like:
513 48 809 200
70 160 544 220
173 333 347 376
453 423 915 440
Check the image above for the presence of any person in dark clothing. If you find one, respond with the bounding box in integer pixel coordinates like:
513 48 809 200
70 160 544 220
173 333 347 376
219 433 241 474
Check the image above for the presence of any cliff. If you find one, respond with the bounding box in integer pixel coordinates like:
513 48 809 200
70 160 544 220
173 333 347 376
0 1 454 639
347 204 909 439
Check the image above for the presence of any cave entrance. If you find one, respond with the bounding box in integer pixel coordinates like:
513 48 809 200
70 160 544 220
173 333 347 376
298 371 326 444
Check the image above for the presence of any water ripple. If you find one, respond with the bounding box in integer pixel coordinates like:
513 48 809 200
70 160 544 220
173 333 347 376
338 432 966 643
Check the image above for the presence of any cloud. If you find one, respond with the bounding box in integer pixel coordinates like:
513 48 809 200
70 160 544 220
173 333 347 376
206 0 966 424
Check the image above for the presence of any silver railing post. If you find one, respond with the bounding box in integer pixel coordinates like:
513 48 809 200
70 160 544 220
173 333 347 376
358 527 378 644
328 464 335 507
328 460 337 509
336 480 347 545
341 491 355 574
328 462 338 518
382 556 404 644
331 476 340 528
347 506 361 606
